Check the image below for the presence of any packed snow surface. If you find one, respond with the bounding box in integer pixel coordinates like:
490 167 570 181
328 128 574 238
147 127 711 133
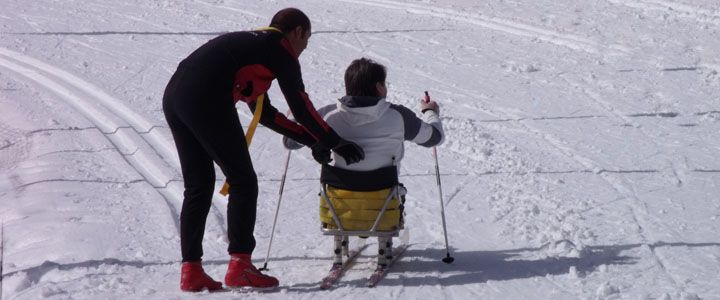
1 0 719 299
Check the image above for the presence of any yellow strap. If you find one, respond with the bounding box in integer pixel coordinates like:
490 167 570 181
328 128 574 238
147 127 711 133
244 93 265 146
220 94 265 196
255 26 282 33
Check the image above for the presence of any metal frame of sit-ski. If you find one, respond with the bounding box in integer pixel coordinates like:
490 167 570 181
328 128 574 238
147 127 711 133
318 164 405 268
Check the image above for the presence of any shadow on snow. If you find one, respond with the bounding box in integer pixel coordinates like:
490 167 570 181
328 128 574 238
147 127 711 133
282 240 718 289
3 241 717 291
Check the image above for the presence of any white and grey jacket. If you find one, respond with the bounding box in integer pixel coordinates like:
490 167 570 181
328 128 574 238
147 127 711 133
286 95 444 171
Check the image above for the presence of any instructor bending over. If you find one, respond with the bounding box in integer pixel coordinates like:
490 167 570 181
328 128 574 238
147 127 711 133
162 8 364 292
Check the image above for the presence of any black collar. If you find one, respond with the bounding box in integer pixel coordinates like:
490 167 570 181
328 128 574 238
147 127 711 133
339 95 383 108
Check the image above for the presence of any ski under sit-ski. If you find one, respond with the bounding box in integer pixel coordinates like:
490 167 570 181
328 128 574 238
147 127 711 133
366 244 409 287
320 243 369 289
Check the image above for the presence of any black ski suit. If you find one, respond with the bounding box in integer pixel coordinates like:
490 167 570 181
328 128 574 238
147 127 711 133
162 29 340 262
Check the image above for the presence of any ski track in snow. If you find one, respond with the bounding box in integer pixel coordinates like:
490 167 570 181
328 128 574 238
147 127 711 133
606 0 720 25
192 0 265 19
502 73 692 291
522 119 683 290
339 0 632 55
0 48 231 243
560 72 699 237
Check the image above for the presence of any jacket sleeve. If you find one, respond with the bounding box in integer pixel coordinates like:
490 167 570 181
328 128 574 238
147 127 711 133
265 38 341 148
280 103 337 149
247 93 317 147
390 104 444 147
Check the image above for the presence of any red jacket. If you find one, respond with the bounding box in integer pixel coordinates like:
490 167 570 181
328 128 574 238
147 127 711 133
178 28 338 147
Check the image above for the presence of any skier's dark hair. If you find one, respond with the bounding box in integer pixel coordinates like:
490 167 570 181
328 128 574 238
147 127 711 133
270 8 311 36
344 58 387 97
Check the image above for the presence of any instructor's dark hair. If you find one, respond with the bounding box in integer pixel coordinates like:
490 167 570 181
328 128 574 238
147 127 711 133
344 58 387 97
270 8 311 35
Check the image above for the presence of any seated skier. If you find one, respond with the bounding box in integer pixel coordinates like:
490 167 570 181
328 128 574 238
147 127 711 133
284 57 444 234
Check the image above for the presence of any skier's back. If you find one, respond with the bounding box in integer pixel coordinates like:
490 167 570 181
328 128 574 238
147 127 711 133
285 56 445 234
286 57 444 170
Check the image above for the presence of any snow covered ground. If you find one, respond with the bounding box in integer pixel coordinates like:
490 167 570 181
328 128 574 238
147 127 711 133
1 0 719 299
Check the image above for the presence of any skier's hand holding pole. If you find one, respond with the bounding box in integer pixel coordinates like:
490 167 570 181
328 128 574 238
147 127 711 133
421 93 440 114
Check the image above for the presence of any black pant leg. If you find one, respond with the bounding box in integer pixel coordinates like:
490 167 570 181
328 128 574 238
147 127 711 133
164 81 217 262
181 104 258 255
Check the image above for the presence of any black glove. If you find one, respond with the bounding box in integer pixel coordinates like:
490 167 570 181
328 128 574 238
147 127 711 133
311 143 332 164
332 139 365 165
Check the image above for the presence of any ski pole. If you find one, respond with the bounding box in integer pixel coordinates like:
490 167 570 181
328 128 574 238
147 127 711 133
424 91 454 264
258 149 292 271
1 219 4 299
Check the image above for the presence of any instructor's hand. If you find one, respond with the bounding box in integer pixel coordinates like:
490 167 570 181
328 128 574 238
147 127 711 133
333 139 365 165
311 143 332 164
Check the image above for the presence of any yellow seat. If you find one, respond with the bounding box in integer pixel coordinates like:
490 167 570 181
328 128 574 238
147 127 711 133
319 186 401 231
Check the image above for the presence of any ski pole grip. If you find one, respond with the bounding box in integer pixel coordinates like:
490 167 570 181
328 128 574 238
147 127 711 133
424 91 430 103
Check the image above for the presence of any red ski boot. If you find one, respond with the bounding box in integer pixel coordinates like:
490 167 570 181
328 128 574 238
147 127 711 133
224 253 279 290
180 262 223 292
